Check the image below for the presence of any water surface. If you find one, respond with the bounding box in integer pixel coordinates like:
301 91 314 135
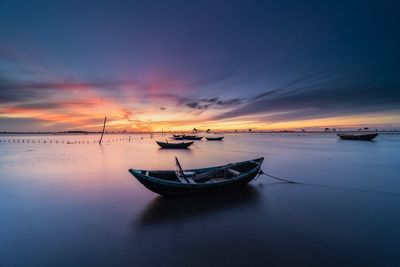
0 133 399 266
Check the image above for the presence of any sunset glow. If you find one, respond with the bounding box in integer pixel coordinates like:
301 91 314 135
1 1 399 132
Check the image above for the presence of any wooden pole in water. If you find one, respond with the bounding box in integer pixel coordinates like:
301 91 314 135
99 116 107 145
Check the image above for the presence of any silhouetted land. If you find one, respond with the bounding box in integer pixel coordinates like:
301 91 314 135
0 130 399 135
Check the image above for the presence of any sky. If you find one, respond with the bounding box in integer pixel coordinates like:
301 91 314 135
1 0 400 132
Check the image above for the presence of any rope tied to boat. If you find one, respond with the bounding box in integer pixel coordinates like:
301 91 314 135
257 169 400 196
258 169 298 183
379 135 400 142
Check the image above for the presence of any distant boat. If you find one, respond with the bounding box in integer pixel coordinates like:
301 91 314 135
156 141 194 149
66 130 88 135
337 133 378 141
128 157 264 197
206 136 224 141
183 136 202 140
173 135 202 140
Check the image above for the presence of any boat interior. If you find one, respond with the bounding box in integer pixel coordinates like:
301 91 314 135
138 160 260 184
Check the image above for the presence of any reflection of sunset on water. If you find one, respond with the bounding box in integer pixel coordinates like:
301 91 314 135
1 133 400 266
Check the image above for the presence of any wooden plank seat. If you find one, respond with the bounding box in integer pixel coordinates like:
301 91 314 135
227 168 240 176
175 170 196 184
174 160 241 184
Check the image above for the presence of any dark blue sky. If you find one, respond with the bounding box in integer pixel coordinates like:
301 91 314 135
1 0 399 131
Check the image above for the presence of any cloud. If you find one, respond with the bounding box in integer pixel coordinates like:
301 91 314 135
214 66 400 121
0 83 47 103
8 102 65 110
184 101 209 110
180 96 244 110
0 77 133 91
250 66 339 100
0 76 100 103
200 97 243 106
0 73 167 111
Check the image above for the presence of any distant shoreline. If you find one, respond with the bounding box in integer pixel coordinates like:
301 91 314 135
0 130 399 135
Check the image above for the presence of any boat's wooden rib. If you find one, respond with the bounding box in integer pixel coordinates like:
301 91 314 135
128 157 264 197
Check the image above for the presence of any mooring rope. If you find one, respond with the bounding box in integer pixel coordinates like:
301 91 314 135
183 143 400 196
258 170 400 196
191 141 399 196
379 135 400 142
258 170 297 183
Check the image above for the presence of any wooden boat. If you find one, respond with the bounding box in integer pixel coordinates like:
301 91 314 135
173 135 203 140
206 136 224 141
184 136 202 140
156 141 194 149
337 133 378 141
129 157 264 197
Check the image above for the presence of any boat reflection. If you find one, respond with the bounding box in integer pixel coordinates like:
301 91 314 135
156 147 194 154
135 185 260 227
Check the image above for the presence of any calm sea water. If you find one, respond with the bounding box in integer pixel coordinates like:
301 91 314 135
0 133 399 267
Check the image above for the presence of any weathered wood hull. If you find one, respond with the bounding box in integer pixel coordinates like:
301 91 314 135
129 158 264 197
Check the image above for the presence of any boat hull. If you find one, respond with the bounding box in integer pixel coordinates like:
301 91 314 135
206 137 224 141
156 141 194 149
184 136 202 140
338 133 378 141
173 135 202 140
129 158 263 197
